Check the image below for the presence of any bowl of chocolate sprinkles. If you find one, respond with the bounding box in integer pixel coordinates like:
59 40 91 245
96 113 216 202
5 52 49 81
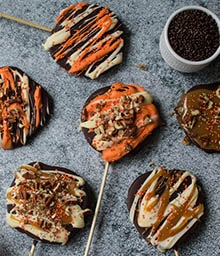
160 6 220 72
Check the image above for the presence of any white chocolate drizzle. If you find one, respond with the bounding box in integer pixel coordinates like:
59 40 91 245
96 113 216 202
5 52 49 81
6 163 90 244
43 3 124 79
129 167 204 252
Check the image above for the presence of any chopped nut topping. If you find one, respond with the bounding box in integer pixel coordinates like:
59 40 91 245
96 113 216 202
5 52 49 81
6 164 90 242
216 88 220 99
124 143 132 152
191 109 200 116
85 93 150 151
181 136 190 146
207 100 214 110
136 64 148 71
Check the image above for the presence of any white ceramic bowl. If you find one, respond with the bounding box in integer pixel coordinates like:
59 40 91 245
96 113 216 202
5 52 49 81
159 5 220 72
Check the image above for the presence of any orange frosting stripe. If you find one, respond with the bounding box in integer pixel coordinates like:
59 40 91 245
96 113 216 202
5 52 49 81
0 66 15 90
0 66 50 149
69 37 123 74
101 104 159 162
53 3 123 75
2 113 13 150
34 86 42 127
83 82 160 162
56 2 87 24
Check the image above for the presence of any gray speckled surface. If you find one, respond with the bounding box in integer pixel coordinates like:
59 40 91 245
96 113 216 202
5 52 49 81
0 0 220 256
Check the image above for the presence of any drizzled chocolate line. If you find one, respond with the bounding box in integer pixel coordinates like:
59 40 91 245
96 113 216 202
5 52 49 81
0 66 52 149
127 167 204 252
43 2 124 79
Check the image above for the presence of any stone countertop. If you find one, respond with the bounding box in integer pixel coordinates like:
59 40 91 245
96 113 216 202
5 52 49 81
0 0 219 256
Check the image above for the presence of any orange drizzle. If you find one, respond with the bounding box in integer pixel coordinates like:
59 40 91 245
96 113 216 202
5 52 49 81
84 82 160 162
34 86 42 127
0 67 45 149
0 67 30 148
0 66 15 90
53 3 123 75
56 2 87 24
2 108 12 149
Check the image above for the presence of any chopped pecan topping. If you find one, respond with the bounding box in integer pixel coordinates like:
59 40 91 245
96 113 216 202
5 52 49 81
124 143 133 152
7 164 88 235
216 88 220 99
199 93 210 106
199 135 210 147
191 109 200 116
123 126 137 138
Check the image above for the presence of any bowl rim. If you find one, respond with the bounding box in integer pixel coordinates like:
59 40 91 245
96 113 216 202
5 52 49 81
164 5 220 66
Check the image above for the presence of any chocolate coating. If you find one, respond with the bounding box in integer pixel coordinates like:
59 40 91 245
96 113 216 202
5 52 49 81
175 82 220 152
44 2 124 79
80 82 160 162
7 162 92 244
0 66 52 149
127 168 204 252
81 86 110 150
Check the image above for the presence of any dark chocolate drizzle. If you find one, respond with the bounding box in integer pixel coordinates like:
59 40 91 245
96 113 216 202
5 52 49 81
0 66 52 149
46 3 124 79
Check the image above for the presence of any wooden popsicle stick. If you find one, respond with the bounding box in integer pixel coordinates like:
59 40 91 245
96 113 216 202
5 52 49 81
29 240 38 256
84 161 110 256
0 12 52 32
174 249 179 256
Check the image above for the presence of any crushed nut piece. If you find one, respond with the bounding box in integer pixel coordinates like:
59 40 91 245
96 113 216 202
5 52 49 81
181 136 190 146
216 88 220 99
136 64 148 71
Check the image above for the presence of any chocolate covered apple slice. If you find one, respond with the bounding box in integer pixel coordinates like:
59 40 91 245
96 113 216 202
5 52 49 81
0 66 52 149
6 162 92 244
127 166 205 253
43 2 124 79
80 82 160 162
175 82 220 152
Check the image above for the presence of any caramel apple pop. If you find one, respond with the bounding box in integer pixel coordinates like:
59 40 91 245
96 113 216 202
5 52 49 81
175 82 220 152
0 66 52 149
6 162 92 254
127 167 205 254
80 82 160 255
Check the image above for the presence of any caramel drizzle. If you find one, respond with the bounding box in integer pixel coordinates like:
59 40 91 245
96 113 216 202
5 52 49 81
176 87 220 151
0 67 43 149
130 167 204 252
43 3 124 79
6 163 89 244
